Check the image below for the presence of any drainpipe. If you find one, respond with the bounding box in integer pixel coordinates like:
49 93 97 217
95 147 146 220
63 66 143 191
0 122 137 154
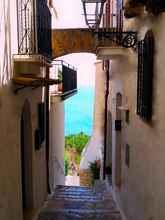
103 60 110 179
46 66 51 193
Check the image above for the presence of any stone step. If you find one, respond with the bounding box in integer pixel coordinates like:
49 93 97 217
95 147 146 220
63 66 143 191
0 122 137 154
42 198 117 210
37 183 122 220
56 185 91 192
53 191 102 198
53 190 98 197
38 212 122 220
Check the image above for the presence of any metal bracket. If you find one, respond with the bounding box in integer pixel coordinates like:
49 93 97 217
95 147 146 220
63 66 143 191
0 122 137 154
14 85 27 94
14 84 40 94
96 30 137 48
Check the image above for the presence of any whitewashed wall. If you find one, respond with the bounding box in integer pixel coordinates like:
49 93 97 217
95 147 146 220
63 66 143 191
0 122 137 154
0 0 18 86
49 96 65 190
0 2 48 220
80 61 105 171
109 10 165 220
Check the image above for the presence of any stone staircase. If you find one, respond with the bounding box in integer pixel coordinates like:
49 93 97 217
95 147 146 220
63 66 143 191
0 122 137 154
37 182 122 220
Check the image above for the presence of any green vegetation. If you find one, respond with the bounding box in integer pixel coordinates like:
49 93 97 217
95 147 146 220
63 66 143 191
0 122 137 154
75 154 81 164
89 160 100 184
65 132 90 154
64 132 90 176
57 68 63 82
64 152 69 176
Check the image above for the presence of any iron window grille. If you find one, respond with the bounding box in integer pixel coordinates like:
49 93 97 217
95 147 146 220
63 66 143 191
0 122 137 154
17 0 52 58
50 60 77 100
35 102 45 150
137 30 154 121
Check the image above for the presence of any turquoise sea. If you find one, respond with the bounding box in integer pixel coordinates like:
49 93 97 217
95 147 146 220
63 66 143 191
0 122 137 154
64 86 95 136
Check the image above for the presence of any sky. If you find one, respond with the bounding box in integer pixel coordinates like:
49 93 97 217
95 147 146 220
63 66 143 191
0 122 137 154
52 0 96 87
52 0 86 29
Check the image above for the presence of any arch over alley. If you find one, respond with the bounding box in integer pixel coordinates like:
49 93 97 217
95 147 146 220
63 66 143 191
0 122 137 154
52 28 96 58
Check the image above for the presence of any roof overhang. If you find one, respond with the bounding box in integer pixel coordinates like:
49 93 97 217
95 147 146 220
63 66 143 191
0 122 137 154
96 47 130 59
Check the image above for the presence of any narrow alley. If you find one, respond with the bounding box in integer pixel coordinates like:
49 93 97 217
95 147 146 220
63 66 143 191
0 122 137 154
1 0 165 220
38 183 122 220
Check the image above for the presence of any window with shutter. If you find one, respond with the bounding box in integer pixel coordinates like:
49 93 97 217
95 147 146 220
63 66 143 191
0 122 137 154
137 30 154 121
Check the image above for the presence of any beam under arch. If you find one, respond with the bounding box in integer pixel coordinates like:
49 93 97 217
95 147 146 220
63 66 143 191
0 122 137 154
52 28 96 58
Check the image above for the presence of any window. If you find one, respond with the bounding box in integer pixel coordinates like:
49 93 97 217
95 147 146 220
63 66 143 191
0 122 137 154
17 0 52 58
35 103 45 150
137 30 154 121
125 144 130 168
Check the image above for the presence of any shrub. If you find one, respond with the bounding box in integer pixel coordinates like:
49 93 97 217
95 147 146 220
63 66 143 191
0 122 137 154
105 165 112 175
64 152 69 176
89 160 100 182
75 154 81 164
65 132 90 154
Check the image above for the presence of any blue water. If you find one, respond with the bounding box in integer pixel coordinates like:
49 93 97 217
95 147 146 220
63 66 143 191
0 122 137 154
64 86 95 136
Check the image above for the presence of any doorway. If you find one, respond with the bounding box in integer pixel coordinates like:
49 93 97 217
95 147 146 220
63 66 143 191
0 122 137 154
21 100 33 219
106 111 113 168
115 93 122 188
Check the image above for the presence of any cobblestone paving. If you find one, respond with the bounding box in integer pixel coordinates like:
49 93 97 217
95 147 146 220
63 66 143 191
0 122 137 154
37 184 122 220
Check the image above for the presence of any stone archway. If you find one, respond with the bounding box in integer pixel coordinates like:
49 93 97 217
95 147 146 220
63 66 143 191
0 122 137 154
52 28 96 58
20 100 33 218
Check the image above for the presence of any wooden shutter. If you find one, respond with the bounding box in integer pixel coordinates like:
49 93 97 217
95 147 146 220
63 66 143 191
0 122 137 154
137 30 154 121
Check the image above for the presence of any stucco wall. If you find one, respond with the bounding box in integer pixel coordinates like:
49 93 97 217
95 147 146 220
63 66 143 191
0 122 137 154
0 1 48 219
80 61 105 171
109 13 165 220
0 85 47 220
49 96 65 190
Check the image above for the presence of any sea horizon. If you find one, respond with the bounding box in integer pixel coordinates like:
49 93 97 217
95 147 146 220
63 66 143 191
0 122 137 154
64 85 95 136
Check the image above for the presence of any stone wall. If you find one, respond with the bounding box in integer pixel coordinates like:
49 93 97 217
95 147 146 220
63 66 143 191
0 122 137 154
79 169 93 187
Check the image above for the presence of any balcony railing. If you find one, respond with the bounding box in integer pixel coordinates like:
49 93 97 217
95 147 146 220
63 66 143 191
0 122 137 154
17 0 52 59
96 29 137 48
82 0 137 48
50 61 77 100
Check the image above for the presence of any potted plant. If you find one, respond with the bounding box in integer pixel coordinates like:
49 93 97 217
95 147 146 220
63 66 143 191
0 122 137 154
89 159 100 185
105 164 112 184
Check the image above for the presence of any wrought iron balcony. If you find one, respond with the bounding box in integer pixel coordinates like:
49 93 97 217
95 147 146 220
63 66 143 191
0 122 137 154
82 0 137 54
50 61 77 100
16 0 52 59
96 29 137 48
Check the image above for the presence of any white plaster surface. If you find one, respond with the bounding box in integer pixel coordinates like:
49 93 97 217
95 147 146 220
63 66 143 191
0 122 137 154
80 61 105 170
49 96 65 190
65 175 80 186
108 13 165 220
0 2 48 219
